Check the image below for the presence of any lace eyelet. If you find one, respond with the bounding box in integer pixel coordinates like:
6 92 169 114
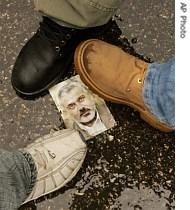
55 46 60 52
66 34 71 40
60 40 66 46
138 78 142 83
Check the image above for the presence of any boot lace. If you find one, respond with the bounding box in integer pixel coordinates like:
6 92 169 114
37 18 77 55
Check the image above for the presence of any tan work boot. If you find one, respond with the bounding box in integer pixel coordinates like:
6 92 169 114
74 39 173 132
23 129 87 203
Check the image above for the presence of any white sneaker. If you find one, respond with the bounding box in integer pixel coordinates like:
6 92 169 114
23 129 87 203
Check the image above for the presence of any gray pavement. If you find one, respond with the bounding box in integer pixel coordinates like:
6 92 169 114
0 0 174 210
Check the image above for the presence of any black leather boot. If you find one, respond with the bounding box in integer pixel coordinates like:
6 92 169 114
11 17 121 97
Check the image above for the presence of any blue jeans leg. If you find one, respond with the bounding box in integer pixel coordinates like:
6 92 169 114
0 149 37 210
143 58 175 128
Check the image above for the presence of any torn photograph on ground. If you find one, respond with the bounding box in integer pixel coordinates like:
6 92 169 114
49 75 116 140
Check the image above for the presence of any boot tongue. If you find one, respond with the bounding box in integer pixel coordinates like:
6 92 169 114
42 16 64 32
42 16 76 38
32 149 48 170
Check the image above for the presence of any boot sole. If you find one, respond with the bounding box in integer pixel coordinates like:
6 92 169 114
74 39 173 132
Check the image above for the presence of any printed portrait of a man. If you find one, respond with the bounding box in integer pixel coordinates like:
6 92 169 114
49 75 116 140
